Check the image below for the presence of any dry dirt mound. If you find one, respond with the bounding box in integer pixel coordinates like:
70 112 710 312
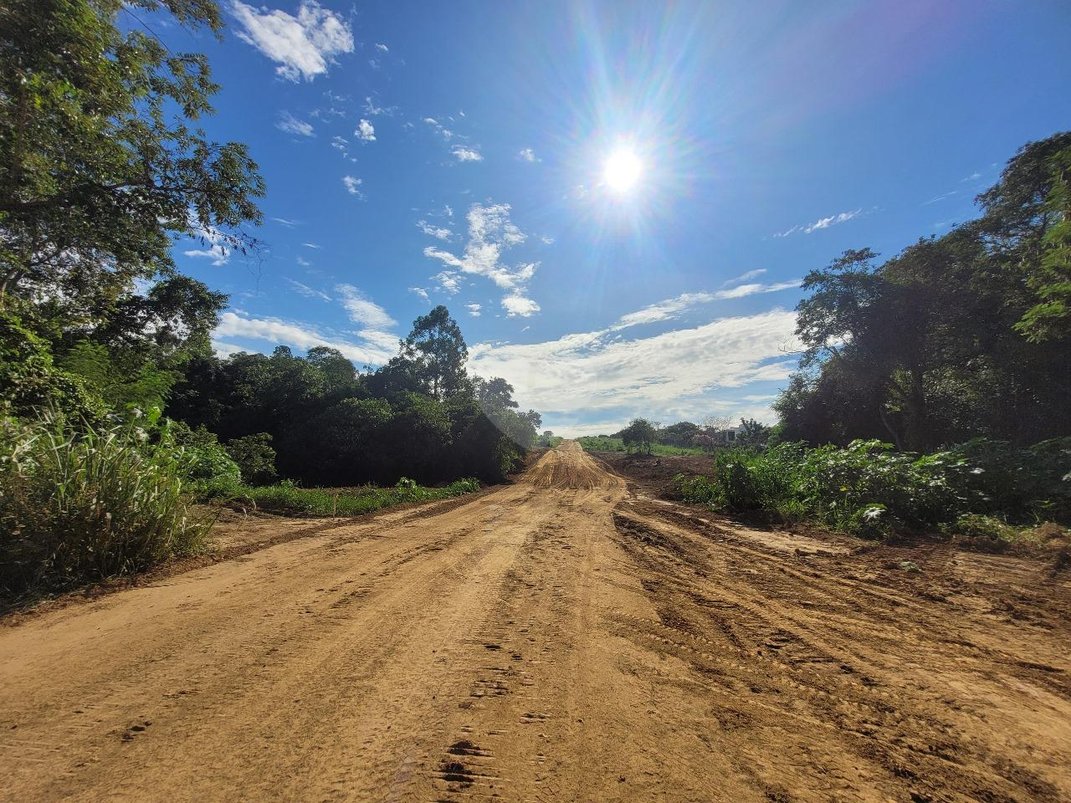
1 444 1069 801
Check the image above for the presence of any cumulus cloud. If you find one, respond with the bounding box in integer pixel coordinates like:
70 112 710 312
342 175 363 196
467 309 801 425
518 148 538 162
355 118 376 142
335 284 396 329
775 209 861 237
452 146 482 162
275 111 314 136
214 311 395 365
423 202 540 314
230 0 354 82
466 303 482 317
501 293 540 317
374 42 389 52
363 96 396 116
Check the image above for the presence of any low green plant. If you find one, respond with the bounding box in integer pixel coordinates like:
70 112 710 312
203 477 480 517
0 413 210 601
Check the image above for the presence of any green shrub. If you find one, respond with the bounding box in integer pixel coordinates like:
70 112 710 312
675 438 1071 538
166 420 241 489
0 414 210 601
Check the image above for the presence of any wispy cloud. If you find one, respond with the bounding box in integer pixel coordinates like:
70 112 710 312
363 96 396 117
423 202 539 316
355 118 376 142
275 111 314 137
518 148 538 163
230 0 354 82
271 216 300 227
923 190 958 206
452 146 483 162
722 268 766 287
183 214 232 266
374 42 389 52
610 281 800 330
302 242 320 249
335 284 396 329
342 175 363 197
433 271 462 294
417 220 452 241
285 278 331 301
775 209 861 237
409 287 430 302
466 303 482 317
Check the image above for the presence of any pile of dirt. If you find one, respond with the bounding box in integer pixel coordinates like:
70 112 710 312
587 450 712 498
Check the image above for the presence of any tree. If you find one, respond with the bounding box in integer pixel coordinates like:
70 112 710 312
0 0 264 308
400 306 469 399
620 418 657 455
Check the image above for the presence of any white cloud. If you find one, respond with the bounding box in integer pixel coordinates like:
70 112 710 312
610 281 800 330
722 268 765 287
466 303 482 317
501 293 540 317
342 175 363 196
285 278 331 301
409 287 430 302
275 111 314 136
335 284 396 329
452 146 482 162
230 0 354 82
468 309 800 425
356 118 376 142
303 242 320 248
775 209 861 237
214 311 395 365
271 216 299 227
374 42 389 52
433 271 462 294
363 96 396 116
296 256 311 267
518 148 538 163
417 220 452 240
183 214 231 265
423 203 539 314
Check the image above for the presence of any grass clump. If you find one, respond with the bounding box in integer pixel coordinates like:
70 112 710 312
0 413 210 602
202 476 480 517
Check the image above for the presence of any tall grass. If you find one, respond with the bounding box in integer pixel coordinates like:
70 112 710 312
0 414 210 601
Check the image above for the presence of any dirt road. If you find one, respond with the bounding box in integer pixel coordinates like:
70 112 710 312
3 443 1070 801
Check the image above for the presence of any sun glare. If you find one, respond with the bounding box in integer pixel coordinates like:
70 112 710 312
603 147 642 193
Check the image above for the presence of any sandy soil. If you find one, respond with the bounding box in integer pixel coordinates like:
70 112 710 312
2 442 1069 801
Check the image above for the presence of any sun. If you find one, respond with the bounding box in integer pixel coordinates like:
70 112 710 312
603 147 643 193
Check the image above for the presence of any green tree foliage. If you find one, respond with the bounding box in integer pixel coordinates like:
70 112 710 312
777 132 1071 450
399 305 469 400
0 0 264 308
620 418 657 455
223 433 276 486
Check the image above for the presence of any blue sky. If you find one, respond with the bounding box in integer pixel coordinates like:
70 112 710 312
150 0 1071 436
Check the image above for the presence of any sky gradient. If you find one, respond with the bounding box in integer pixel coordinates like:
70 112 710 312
145 0 1071 436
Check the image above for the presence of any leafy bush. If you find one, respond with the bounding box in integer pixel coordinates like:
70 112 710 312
674 438 1071 538
166 420 241 489
0 414 210 601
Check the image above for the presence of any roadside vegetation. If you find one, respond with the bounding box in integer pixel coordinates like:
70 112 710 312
0 1 536 604
578 435 705 456
673 438 1070 543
